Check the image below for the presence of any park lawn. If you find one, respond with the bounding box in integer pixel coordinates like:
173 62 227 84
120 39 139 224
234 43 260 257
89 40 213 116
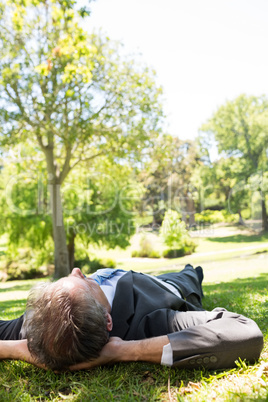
88 224 268 262
0 226 267 401
87 225 268 283
0 254 268 401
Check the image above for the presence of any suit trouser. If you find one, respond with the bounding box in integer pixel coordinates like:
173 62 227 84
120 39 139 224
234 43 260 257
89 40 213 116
157 264 204 310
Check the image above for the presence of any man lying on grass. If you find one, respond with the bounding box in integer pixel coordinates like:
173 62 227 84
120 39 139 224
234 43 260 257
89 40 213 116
0 264 264 371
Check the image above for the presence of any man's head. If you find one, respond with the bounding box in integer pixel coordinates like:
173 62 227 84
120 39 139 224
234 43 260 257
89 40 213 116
23 268 113 371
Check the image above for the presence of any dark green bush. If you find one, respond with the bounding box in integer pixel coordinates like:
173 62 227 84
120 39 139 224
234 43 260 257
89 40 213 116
163 241 197 259
2 246 52 281
131 249 160 258
2 247 50 281
6 262 46 280
81 257 116 274
74 255 91 270
162 249 185 258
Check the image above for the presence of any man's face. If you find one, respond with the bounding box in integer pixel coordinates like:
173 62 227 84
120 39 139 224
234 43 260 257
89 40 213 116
56 268 111 313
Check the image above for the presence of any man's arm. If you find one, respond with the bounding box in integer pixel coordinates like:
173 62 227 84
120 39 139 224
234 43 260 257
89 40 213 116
71 309 263 371
69 336 170 371
0 339 28 360
0 339 46 368
2 336 169 371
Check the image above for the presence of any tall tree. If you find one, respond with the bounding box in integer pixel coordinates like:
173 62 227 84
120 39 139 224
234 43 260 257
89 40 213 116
0 145 138 270
140 135 200 227
200 94 268 230
0 0 163 277
199 156 249 223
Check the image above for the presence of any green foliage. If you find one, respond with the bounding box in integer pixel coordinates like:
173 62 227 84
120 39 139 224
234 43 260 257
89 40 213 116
0 147 54 268
199 156 247 206
0 0 163 158
195 209 239 224
200 94 268 230
0 151 55 275
0 0 164 277
222 210 240 223
161 209 189 247
5 262 44 281
81 257 116 275
72 238 116 274
160 209 196 257
139 134 200 225
131 235 161 258
2 248 49 280
200 94 268 171
0 146 141 275
162 241 196 258
64 158 141 250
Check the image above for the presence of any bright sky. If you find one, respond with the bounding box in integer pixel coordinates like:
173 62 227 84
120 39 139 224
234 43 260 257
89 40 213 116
87 0 268 140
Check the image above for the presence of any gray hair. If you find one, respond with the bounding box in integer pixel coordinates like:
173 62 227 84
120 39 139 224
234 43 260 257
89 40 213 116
22 281 109 371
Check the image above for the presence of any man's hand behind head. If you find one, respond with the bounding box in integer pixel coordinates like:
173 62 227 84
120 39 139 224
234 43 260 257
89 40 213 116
69 337 125 371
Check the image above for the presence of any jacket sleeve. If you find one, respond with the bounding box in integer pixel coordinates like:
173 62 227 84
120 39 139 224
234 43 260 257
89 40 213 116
0 316 24 340
168 308 263 369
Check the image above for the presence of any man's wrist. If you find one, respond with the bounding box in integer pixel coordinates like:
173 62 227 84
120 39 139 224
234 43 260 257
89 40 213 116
106 339 138 363
114 336 170 364
118 340 140 362
0 339 27 360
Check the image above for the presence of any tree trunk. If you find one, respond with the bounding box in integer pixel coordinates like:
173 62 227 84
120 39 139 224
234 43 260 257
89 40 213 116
186 196 196 228
261 198 268 231
68 232 76 272
238 210 245 225
49 178 70 279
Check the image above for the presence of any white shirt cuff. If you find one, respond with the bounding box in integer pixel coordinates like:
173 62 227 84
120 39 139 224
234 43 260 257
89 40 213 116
161 343 173 366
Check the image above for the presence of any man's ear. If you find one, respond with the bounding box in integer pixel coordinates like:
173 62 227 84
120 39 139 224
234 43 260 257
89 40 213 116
106 313 113 331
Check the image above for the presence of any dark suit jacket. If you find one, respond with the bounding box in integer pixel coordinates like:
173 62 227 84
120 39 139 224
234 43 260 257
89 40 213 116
110 265 204 340
110 266 263 369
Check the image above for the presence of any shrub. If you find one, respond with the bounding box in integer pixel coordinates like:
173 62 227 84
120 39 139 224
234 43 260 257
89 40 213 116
195 210 225 224
131 249 160 258
131 250 139 258
221 210 239 223
6 262 46 280
74 254 91 270
160 209 196 258
162 249 183 258
1 245 53 281
195 209 239 224
101 258 116 269
148 250 161 258
160 210 188 248
82 257 116 274
131 235 161 258
162 241 197 259
2 248 50 281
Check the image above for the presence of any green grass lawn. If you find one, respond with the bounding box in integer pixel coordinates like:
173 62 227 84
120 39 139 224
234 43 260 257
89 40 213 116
88 225 268 285
0 226 268 401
